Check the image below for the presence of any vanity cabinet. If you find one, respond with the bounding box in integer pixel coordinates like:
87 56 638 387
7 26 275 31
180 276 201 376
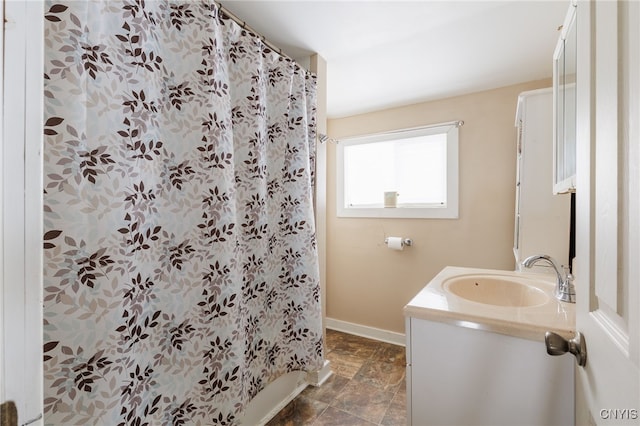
514 88 571 270
404 266 577 425
405 317 574 426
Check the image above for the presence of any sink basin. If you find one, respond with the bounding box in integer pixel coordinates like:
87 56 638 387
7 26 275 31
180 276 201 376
443 274 549 307
404 266 575 342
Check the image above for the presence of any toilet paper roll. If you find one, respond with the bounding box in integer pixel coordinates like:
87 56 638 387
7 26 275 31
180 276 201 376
386 237 404 251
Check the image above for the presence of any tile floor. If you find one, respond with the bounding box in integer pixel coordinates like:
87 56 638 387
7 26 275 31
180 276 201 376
267 329 407 425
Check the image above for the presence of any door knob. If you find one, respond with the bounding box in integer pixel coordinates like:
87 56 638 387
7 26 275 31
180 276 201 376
545 331 587 367
1 401 18 426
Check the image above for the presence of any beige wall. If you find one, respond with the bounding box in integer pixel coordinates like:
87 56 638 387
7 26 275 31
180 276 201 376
325 79 551 334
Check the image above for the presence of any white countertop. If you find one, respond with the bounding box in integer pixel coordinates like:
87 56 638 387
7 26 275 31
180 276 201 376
404 266 576 342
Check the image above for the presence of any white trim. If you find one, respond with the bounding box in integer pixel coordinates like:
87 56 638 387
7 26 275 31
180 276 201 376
238 360 333 426
2 1 44 422
3 0 29 414
628 0 640 367
24 1 44 422
591 309 629 358
239 371 308 426
306 359 332 387
336 123 459 219
325 317 406 347
0 0 5 405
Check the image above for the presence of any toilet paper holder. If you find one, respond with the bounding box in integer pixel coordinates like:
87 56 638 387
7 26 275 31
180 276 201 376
384 237 413 247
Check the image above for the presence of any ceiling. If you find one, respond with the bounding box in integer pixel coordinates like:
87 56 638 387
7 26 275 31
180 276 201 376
219 1 570 118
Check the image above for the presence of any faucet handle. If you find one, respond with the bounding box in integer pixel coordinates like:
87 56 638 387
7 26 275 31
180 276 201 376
556 268 576 303
559 265 575 285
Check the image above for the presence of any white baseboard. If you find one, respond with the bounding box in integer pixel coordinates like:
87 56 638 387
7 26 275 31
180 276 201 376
325 318 406 347
306 359 332 387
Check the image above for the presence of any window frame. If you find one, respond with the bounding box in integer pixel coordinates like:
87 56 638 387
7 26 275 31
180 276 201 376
336 123 460 219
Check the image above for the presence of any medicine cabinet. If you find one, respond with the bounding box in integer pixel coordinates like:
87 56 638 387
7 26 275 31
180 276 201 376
553 1 577 194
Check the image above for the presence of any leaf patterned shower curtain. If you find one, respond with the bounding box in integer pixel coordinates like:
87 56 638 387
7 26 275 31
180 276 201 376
42 1 323 424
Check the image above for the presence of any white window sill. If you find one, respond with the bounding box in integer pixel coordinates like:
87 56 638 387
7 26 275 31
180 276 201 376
337 205 458 219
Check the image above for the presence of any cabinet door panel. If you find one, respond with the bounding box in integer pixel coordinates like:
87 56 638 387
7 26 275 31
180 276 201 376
408 318 573 426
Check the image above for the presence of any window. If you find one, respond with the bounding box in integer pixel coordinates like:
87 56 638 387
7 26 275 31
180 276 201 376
336 122 460 219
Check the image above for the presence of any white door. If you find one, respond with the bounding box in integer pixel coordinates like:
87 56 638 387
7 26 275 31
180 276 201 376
1 1 44 424
574 1 640 424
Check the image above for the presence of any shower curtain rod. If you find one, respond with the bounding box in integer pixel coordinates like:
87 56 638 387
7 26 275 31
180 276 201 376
216 2 297 64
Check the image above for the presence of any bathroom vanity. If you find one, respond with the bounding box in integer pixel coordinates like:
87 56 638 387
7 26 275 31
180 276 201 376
404 266 575 426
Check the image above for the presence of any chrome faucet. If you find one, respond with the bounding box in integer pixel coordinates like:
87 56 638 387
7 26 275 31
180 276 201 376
522 254 576 303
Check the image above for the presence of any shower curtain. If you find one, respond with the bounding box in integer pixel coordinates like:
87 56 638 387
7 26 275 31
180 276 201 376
42 1 323 424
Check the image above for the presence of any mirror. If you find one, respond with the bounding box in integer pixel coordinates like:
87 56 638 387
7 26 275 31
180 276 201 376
553 2 577 194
